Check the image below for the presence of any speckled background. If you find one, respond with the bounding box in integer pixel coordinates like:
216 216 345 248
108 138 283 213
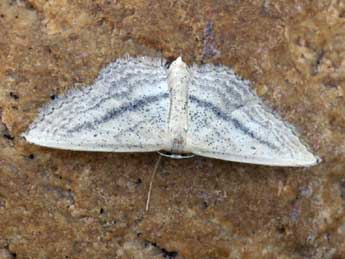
0 0 344 258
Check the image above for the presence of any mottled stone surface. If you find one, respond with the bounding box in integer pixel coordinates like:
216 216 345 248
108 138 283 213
0 0 344 258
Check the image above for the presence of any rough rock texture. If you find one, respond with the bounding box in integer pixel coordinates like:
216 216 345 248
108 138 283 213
0 0 344 258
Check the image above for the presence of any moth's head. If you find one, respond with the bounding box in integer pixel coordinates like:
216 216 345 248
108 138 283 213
168 56 188 72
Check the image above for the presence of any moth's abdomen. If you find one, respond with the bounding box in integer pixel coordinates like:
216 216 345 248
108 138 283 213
166 57 190 153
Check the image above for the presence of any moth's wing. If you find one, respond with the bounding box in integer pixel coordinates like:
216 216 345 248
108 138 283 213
23 57 170 152
186 64 320 166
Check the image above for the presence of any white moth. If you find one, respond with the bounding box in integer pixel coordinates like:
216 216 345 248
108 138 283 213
23 56 320 167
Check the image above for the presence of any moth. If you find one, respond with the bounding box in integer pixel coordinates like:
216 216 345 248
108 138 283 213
23 56 320 167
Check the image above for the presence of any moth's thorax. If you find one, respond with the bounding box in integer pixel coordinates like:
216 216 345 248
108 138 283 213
167 57 190 153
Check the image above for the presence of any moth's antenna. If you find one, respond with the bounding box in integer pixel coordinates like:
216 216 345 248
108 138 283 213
145 155 162 212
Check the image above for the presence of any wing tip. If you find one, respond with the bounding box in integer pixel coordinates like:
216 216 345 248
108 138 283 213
192 149 322 167
299 154 322 167
291 147 322 167
21 130 28 140
21 129 36 145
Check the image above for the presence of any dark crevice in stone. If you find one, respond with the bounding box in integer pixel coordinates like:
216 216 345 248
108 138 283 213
27 154 35 160
9 92 19 100
3 133 15 140
11 0 36 11
145 241 179 258
0 109 15 141
3 244 17 259
276 225 286 234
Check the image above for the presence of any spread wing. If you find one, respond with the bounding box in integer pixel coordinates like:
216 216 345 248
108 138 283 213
186 64 319 166
23 57 170 152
